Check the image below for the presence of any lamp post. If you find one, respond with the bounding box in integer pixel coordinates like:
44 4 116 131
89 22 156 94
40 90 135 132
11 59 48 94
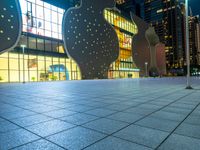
185 0 193 89
21 45 26 84
145 62 148 77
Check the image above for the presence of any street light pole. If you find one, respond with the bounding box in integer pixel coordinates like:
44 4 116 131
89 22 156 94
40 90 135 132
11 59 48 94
185 0 193 89
145 62 148 77
21 45 26 84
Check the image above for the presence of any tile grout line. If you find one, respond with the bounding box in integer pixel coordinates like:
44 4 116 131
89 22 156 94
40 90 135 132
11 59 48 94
0 115 70 150
155 94 200 150
1 86 183 150
81 89 195 150
0 82 197 150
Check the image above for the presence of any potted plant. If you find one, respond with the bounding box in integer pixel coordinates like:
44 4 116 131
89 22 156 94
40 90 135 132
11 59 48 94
31 77 36 82
51 75 58 81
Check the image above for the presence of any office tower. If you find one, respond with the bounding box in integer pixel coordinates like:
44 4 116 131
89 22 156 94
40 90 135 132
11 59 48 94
144 0 185 74
189 15 200 66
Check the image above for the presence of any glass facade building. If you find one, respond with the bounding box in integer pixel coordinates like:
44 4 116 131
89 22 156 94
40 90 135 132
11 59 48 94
104 9 139 78
0 0 139 83
0 0 81 83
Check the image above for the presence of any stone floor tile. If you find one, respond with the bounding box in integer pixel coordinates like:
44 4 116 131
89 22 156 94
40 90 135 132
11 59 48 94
104 104 133 111
107 112 144 123
26 119 75 137
114 124 169 148
161 106 191 115
0 120 20 133
0 129 40 150
84 108 116 117
158 134 200 150
12 139 65 150
42 109 77 118
84 136 152 150
0 110 37 120
47 126 106 150
174 123 200 139
135 117 180 132
124 107 155 115
83 118 128 134
11 114 53 127
184 115 200 126
149 111 186 122
60 113 98 125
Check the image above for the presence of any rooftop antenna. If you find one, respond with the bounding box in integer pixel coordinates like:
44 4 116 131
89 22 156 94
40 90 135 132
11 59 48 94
189 6 193 16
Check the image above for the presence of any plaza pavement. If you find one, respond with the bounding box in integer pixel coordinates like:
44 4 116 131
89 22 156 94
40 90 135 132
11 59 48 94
0 77 200 150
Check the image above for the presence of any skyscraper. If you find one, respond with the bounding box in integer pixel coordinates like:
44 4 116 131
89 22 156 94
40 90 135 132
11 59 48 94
189 15 200 67
144 0 185 74
116 0 143 18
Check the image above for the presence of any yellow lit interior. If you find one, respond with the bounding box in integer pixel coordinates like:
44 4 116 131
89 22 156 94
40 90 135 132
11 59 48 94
0 52 81 82
104 9 139 79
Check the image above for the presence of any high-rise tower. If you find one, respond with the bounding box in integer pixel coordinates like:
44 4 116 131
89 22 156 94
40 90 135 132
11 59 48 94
144 0 185 74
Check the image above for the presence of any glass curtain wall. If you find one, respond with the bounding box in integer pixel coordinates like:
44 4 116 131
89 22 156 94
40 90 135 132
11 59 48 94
20 0 63 39
0 51 81 83
104 9 140 79
0 0 81 83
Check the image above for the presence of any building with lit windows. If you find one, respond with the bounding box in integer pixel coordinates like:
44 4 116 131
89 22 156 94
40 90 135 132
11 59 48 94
116 0 143 18
0 0 142 82
0 0 81 83
189 15 200 66
188 15 200 75
104 9 139 79
144 0 185 74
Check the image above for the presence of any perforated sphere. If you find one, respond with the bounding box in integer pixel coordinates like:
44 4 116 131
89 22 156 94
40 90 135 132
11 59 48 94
63 0 119 79
0 0 22 53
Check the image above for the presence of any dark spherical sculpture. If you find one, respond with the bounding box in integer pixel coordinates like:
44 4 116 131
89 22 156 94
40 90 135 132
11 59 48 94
63 0 119 79
131 13 150 77
0 0 22 54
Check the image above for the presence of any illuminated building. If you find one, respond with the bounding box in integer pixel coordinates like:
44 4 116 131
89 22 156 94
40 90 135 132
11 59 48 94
0 0 141 82
104 9 139 79
116 0 143 18
189 15 200 66
188 15 200 75
0 0 81 83
144 0 185 74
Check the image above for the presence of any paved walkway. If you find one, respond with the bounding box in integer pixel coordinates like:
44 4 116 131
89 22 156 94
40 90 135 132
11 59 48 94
0 77 200 150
